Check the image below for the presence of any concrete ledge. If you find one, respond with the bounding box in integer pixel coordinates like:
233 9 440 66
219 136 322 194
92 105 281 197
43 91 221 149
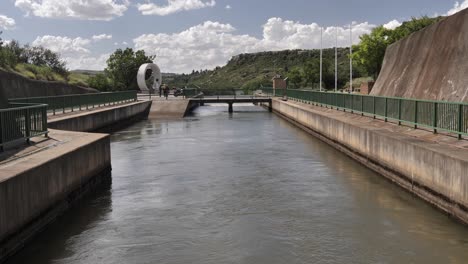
271 99 468 224
48 100 152 132
148 99 198 118
0 129 111 262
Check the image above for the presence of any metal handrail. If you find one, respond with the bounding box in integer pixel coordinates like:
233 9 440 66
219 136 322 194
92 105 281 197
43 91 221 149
0 103 48 150
9 91 138 115
262 88 468 139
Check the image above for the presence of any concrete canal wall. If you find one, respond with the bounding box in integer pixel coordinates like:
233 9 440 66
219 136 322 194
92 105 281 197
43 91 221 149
0 69 97 99
48 100 152 132
0 100 153 262
271 98 468 224
0 130 111 261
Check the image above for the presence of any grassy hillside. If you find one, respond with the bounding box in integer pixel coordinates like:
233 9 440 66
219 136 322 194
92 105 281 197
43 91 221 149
0 65 100 87
167 48 367 93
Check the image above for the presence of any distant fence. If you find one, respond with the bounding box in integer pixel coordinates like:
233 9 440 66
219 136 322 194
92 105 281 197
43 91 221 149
0 103 48 150
9 91 137 115
262 88 468 139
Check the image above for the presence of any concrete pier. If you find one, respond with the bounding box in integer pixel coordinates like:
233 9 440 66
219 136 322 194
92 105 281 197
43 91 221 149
269 98 468 224
148 97 199 118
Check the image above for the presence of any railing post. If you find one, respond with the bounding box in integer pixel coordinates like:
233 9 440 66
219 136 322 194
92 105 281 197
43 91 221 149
398 99 402 125
433 102 438 133
0 112 4 151
373 96 376 119
414 101 418 129
361 95 364 116
63 96 66 114
384 98 388 122
43 106 48 137
25 108 31 143
458 104 463 140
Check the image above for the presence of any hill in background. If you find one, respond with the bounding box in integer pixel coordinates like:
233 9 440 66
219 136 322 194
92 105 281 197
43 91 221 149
166 48 367 93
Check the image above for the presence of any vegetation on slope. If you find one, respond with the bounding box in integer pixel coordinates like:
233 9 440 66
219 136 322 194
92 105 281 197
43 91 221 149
167 48 367 93
352 16 443 79
0 34 70 82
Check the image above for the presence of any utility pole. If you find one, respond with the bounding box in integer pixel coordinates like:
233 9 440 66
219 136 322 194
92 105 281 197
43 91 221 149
350 23 353 93
335 27 338 92
320 27 323 92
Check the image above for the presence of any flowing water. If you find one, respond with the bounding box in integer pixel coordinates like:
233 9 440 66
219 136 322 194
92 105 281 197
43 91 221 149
7 104 468 264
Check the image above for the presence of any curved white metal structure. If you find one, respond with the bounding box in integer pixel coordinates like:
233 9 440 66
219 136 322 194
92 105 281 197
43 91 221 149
137 63 162 91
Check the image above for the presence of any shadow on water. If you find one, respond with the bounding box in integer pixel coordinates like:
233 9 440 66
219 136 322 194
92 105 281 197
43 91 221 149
6 177 113 264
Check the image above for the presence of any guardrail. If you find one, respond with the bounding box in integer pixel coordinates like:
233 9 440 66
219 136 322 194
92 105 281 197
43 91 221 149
9 91 138 115
262 88 468 139
0 103 48 151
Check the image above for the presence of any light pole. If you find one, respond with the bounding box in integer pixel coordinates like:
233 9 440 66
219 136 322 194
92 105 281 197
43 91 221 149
335 27 338 92
349 23 353 93
320 27 323 92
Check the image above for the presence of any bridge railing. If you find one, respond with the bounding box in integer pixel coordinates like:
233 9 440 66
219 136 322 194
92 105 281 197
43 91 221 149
9 91 138 115
183 88 200 98
1 103 48 151
261 88 468 139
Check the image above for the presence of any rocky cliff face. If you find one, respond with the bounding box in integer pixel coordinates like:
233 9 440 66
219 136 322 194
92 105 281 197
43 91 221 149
0 69 97 99
372 8 468 102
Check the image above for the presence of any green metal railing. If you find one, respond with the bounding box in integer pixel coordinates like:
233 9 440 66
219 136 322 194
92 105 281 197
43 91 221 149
183 88 200 98
9 91 138 115
0 103 48 150
262 88 468 139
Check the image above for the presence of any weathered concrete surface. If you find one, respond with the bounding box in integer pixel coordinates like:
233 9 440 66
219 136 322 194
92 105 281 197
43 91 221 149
0 69 97 99
48 100 152 132
372 9 468 102
0 129 111 261
271 98 468 223
148 98 198 118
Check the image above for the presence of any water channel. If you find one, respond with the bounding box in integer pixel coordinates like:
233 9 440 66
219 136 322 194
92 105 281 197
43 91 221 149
7 104 468 264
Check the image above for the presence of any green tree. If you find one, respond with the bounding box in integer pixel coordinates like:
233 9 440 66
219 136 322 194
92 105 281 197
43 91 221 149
390 16 442 42
288 68 303 88
302 59 319 87
353 16 442 79
23 46 68 76
105 48 155 90
88 73 112 91
321 58 334 89
352 26 391 79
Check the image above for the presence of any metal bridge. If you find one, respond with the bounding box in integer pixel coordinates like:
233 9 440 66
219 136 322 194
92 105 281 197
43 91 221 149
189 96 272 113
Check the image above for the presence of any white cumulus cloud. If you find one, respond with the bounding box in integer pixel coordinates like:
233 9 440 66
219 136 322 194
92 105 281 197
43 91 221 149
446 0 468 15
0 15 16 30
383 19 402 30
92 34 113 41
32 35 109 70
15 0 128 21
32 35 91 54
133 18 374 73
65 53 110 71
138 0 216 16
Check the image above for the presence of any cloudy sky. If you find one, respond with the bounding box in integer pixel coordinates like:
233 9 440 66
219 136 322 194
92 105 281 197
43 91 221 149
0 0 466 73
